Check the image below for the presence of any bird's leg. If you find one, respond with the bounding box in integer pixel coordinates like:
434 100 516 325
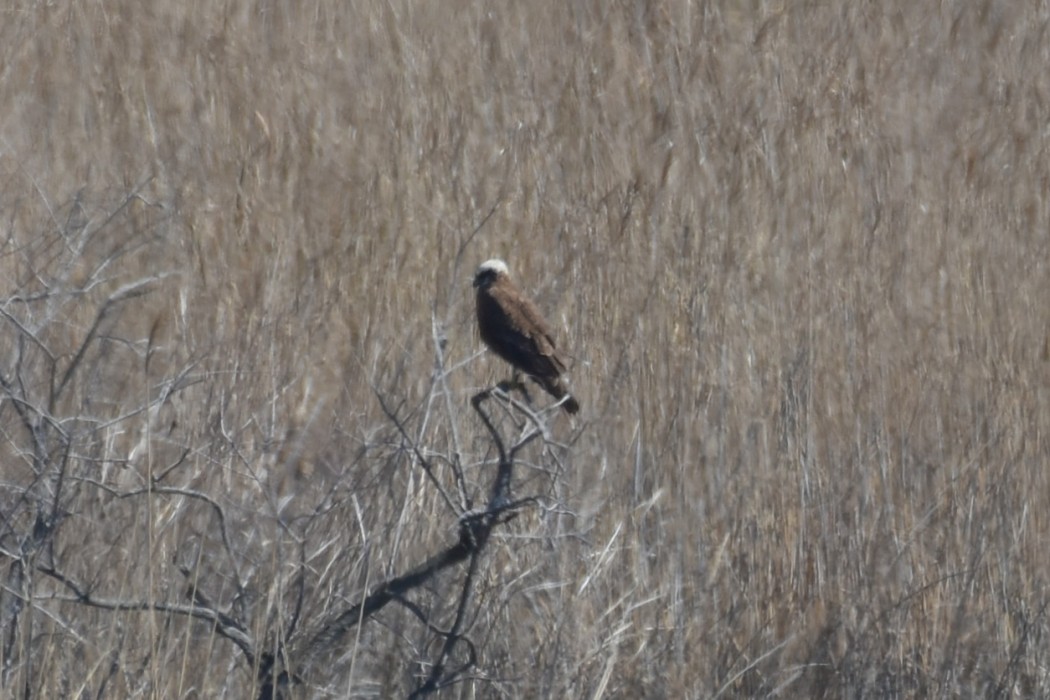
497 371 533 405
495 370 522 393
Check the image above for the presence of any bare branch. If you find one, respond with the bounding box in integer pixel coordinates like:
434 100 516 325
374 389 461 515
52 276 163 406
410 546 483 698
430 312 469 508
119 485 246 593
35 565 256 665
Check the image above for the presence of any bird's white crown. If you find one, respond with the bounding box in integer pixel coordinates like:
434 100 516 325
477 259 509 276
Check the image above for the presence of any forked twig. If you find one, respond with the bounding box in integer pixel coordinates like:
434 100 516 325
374 389 461 515
291 386 542 698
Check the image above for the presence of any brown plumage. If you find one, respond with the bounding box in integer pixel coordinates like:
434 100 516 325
473 259 580 414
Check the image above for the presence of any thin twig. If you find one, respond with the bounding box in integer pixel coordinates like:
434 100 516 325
374 389 461 515
37 566 256 665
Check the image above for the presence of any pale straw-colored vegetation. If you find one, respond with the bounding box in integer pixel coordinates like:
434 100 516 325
1 1 1048 697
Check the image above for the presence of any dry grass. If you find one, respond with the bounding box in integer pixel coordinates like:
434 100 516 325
1 0 1049 697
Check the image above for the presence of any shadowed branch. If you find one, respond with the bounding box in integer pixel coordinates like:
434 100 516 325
284 388 535 698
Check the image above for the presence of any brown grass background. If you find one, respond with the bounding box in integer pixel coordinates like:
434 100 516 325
1 1 1049 697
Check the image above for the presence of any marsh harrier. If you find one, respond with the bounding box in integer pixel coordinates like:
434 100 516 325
473 259 580 414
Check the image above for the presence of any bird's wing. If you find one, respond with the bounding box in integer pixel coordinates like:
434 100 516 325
487 285 568 376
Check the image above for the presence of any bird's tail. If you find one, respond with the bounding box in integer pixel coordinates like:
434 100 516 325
538 377 580 414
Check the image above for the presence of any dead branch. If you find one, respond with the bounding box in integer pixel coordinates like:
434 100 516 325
277 387 537 698
34 564 256 664
374 389 462 514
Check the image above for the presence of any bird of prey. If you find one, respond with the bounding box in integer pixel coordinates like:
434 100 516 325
473 259 580 414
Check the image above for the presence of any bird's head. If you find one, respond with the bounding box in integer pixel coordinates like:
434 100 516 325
473 259 509 289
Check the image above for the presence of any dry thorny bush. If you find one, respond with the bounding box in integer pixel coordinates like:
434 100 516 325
0 187 588 698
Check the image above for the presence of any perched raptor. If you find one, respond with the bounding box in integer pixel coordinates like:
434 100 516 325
473 259 580 414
